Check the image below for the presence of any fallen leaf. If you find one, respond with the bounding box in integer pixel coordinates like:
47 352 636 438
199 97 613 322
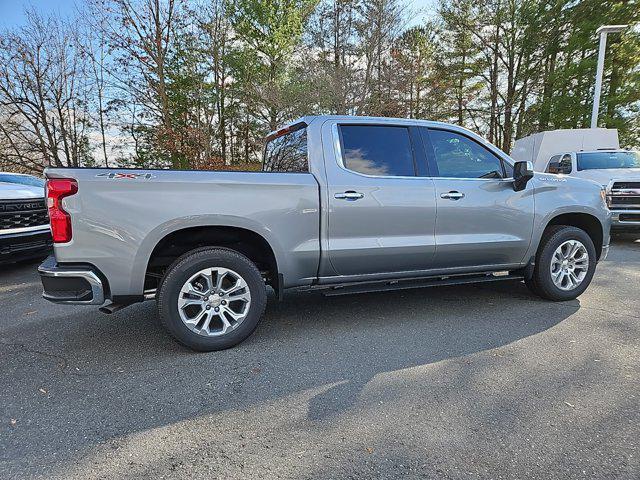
10 419 17 426
251 367 261 374
366 447 374 454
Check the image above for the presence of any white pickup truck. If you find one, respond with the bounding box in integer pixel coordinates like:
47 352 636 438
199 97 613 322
512 129 640 231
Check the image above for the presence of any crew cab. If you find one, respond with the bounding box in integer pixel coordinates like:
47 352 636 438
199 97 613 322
39 116 611 351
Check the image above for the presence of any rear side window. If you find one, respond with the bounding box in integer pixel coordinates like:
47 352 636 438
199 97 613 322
263 126 308 173
339 125 415 176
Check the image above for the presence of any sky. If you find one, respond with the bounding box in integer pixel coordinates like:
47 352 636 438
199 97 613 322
0 0 75 28
0 0 437 30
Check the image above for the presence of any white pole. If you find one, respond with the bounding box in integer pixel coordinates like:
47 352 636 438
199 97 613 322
591 32 608 128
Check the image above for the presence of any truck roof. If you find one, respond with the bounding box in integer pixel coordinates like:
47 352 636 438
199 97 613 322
267 115 484 139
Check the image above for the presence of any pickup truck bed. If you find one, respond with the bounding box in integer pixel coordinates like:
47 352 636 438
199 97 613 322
45 169 320 298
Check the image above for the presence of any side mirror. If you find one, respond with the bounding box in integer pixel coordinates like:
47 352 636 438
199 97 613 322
513 161 534 192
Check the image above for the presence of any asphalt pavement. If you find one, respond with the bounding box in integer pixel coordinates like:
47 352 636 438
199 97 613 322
1 236 638 479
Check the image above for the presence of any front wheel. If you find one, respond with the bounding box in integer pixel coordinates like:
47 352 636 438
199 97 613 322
157 248 267 351
526 225 597 301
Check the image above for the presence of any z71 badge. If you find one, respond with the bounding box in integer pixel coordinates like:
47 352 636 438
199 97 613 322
95 172 156 180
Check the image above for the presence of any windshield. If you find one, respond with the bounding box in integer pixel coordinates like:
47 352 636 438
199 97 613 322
577 151 640 171
0 174 44 187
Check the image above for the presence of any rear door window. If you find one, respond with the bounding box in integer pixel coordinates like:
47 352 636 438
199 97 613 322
263 125 308 173
338 125 416 176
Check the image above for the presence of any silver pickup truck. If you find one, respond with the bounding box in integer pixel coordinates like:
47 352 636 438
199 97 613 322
39 116 611 351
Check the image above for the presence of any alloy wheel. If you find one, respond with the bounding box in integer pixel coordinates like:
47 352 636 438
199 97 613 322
550 240 589 291
177 267 251 336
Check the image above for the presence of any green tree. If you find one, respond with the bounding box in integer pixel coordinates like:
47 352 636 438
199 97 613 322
229 0 319 131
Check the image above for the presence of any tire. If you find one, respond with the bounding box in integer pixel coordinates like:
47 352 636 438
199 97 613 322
526 225 597 301
157 247 267 351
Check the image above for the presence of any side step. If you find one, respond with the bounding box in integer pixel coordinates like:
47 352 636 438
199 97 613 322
320 272 524 297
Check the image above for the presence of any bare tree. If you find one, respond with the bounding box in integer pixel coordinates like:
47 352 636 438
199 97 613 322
103 0 180 166
0 11 92 172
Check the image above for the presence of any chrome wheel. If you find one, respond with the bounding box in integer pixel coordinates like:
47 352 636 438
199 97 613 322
177 267 251 337
550 240 589 291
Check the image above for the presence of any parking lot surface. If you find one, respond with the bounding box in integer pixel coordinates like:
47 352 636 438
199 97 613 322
1 236 639 479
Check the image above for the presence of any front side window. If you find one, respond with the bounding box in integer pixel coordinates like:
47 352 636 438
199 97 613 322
339 125 415 176
428 129 504 179
558 154 572 174
263 126 308 173
546 155 561 173
577 151 640 171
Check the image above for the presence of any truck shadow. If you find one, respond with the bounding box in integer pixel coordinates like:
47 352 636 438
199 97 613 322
0 277 579 475
261 281 578 421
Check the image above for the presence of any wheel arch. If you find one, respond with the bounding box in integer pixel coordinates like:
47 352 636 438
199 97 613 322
543 212 604 260
143 225 281 297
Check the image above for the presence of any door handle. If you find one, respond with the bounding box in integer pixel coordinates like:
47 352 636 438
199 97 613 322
335 191 364 200
440 191 465 200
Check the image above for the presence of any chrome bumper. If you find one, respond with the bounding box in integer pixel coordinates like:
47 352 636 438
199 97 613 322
38 255 105 305
610 209 640 229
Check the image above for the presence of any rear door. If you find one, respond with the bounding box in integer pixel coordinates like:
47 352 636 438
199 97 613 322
423 127 534 269
321 120 437 277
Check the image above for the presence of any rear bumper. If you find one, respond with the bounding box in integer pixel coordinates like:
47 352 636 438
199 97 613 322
0 227 52 264
38 255 106 305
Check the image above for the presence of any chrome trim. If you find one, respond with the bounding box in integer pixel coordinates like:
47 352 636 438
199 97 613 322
334 192 364 200
0 224 50 235
440 192 465 200
143 289 157 300
610 209 640 225
38 264 105 305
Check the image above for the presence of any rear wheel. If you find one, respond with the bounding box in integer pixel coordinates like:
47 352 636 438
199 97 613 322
157 248 267 351
526 225 597 301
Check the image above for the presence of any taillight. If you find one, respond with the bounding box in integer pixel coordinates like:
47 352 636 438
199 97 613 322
46 178 78 243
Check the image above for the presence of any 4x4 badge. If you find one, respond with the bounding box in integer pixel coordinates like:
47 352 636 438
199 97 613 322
95 172 156 180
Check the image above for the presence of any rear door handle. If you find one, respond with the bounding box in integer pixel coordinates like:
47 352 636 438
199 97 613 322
440 191 465 200
335 191 364 200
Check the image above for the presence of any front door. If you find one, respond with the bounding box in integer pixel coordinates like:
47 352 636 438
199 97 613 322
322 121 437 277
424 128 534 269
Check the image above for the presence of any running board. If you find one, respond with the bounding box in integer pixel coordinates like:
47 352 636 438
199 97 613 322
319 272 524 297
